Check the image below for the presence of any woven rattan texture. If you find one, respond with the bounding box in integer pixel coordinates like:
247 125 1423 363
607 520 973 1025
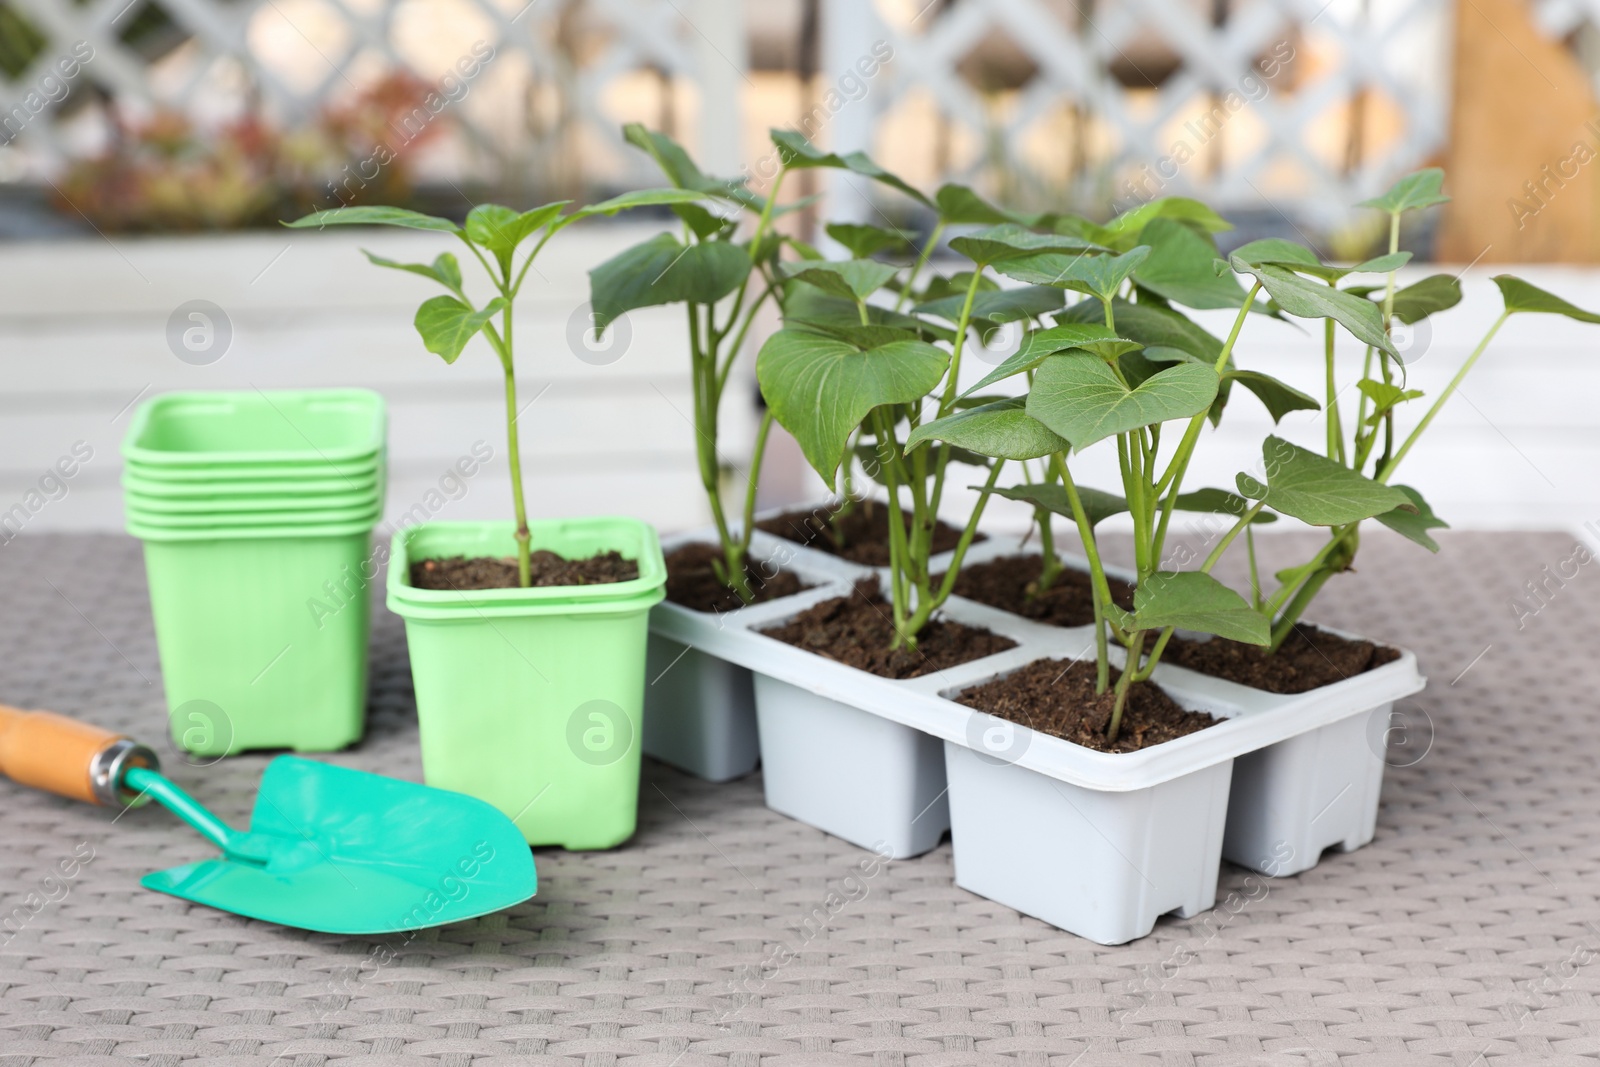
1 530 1598 1065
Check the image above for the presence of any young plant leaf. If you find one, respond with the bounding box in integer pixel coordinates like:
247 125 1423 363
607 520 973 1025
565 187 714 223
286 205 459 233
1104 197 1233 242
934 183 1018 224
414 295 506 364
1229 238 1320 268
623 123 759 207
906 397 1070 459
1060 298 1225 365
1027 353 1219 451
757 330 950 484
1226 370 1320 423
464 204 524 270
994 246 1151 303
1132 218 1248 309
361 250 463 293
1493 275 1600 322
914 285 1064 326
989 482 1128 528
1386 274 1462 323
1232 238 1412 282
1171 487 1277 524
1373 484 1447 551
826 222 914 258
1229 258 1397 354
948 223 1102 265
1359 168 1449 214
780 259 901 300
770 128 932 206
589 232 751 329
1237 436 1411 525
960 323 1139 396
1356 378 1424 423
1132 571 1270 644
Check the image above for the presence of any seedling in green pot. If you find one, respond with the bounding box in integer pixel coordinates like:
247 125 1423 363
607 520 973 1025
287 190 705 586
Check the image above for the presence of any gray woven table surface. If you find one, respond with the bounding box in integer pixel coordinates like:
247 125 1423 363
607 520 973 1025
2 530 1598 1066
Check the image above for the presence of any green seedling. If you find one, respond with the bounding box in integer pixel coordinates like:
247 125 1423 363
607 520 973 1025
1227 169 1600 646
287 190 706 585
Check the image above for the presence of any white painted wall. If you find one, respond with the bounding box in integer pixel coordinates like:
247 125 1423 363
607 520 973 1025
0 223 761 542
1 231 1596 546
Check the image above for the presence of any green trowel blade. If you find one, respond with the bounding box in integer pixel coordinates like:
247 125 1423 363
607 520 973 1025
140 756 536 935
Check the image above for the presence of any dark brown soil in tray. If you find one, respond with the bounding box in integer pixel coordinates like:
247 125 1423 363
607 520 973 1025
1159 625 1400 694
940 554 1136 627
756 500 980 567
955 657 1220 754
410 550 638 590
664 541 809 614
759 581 1016 680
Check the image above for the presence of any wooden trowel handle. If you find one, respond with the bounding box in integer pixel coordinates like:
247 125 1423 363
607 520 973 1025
0 704 160 806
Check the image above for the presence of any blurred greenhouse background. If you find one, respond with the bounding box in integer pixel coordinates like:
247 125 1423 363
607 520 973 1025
2 0 1599 540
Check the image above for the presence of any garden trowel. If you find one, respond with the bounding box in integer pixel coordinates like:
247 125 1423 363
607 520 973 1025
0 704 536 935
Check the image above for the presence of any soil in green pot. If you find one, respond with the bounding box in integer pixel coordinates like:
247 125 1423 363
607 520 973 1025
756 499 980 567
410 550 638 590
938 554 1136 627
760 579 1015 680
664 541 809 614
1160 626 1399 694
956 657 1219 754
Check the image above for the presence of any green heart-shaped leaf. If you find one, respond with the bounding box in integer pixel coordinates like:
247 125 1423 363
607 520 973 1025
589 232 751 329
781 259 901 301
914 284 1064 326
1027 354 1219 451
826 222 914 258
1374 484 1447 551
757 330 949 484
1132 218 1247 309
414 295 506 364
988 481 1127 528
994 247 1150 303
961 323 1139 397
948 223 1102 265
1226 370 1320 423
906 397 1069 460
1493 275 1600 322
1133 570 1269 644
1237 436 1410 525
1359 168 1449 214
1378 274 1462 323
1230 258 1396 355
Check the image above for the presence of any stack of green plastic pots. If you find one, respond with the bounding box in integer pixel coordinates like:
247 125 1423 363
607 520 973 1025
123 389 387 758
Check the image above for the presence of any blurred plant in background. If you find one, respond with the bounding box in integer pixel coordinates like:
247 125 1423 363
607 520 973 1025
53 72 447 232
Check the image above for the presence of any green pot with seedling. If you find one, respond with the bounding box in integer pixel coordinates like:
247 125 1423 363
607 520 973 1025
286 192 702 848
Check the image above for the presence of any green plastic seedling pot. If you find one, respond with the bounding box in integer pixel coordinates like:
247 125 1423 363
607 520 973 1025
125 492 382 522
124 456 385 484
387 519 666 850
137 529 378 755
122 469 382 500
123 389 386 467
